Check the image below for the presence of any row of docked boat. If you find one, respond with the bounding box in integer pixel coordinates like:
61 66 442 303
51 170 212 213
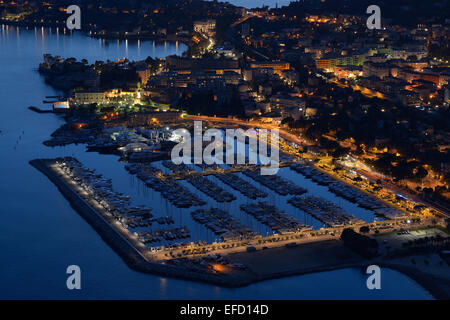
57 158 185 239
195 163 267 199
240 202 311 234
373 207 404 219
186 175 236 203
57 157 155 229
290 163 335 185
125 163 206 208
291 163 404 220
124 215 175 229
213 172 268 199
191 208 258 241
328 182 385 211
163 161 236 202
162 160 192 173
135 227 191 244
242 168 307 196
288 195 363 227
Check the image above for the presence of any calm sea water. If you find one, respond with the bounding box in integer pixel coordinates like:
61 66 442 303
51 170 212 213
0 26 432 299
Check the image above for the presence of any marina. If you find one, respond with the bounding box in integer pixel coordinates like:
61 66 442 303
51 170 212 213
328 182 386 210
136 227 191 244
186 175 236 203
327 181 406 219
240 202 312 234
194 163 268 199
191 208 259 241
243 167 308 196
57 157 155 229
288 195 363 227
290 162 336 186
162 161 237 202
290 162 405 220
212 171 268 199
1 9 446 300
125 163 206 208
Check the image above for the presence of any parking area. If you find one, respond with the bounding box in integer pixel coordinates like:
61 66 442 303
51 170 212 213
376 228 449 253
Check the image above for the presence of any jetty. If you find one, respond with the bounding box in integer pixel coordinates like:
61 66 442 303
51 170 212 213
162 161 236 203
288 195 363 227
125 163 206 208
243 167 307 196
240 202 311 234
191 208 259 241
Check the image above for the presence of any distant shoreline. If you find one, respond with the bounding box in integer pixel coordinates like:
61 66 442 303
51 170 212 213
1 22 192 46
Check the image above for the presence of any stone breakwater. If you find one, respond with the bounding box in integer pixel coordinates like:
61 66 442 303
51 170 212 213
29 158 250 287
29 158 448 297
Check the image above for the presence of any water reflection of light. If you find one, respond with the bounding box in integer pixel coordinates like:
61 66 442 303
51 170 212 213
159 277 167 296
214 286 221 295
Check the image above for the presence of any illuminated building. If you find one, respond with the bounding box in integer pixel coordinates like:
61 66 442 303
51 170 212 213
136 66 151 85
165 56 241 74
315 53 367 72
249 61 290 76
363 62 390 79
334 66 363 79
73 91 106 105
193 19 216 37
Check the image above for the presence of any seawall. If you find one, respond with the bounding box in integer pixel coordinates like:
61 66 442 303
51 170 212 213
30 158 249 288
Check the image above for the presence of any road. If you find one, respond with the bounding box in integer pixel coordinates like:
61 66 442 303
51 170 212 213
181 115 449 218
185 114 312 146
160 216 439 260
356 167 450 217
230 12 263 28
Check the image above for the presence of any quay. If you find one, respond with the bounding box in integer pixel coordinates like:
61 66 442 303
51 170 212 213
243 167 307 196
191 208 258 241
29 157 256 287
125 163 206 208
291 162 405 220
162 161 236 202
186 175 236 202
29 158 448 294
288 195 364 227
212 171 268 199
240 202 311 234
163 161 293 180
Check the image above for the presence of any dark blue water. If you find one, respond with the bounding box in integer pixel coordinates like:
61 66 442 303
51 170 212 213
0 26 432 299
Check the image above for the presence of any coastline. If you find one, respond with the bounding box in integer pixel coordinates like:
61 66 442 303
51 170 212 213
378 263 450 300
30 158 448 299
0 22 192 46
29 158 250 288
